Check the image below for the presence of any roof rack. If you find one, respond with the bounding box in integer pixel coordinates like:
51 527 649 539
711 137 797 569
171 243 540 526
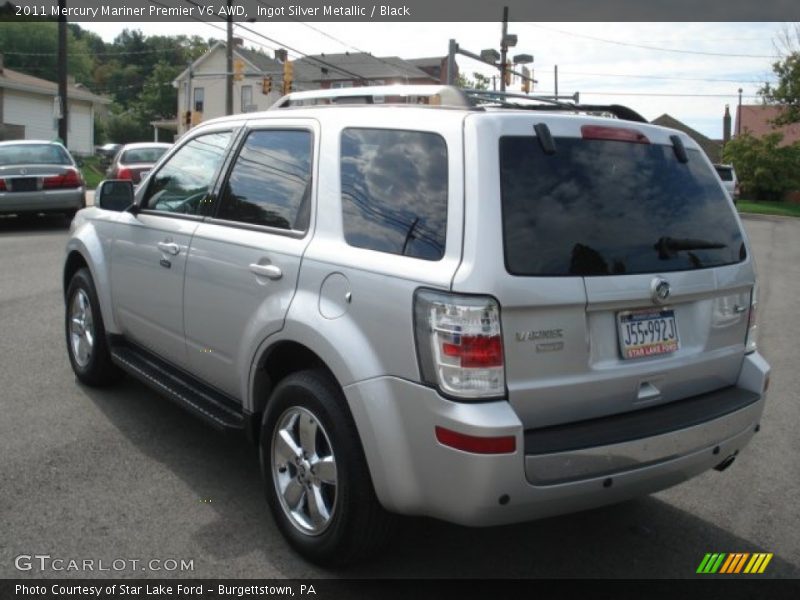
462 89 648 123
271 85 473 109
271 85 647 123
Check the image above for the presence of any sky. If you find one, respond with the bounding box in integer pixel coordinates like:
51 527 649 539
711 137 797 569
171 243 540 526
79 21 791 139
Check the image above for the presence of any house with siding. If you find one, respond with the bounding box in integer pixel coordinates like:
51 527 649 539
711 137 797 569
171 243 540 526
173 42 441 136
0 56 110 156
173 40 299 137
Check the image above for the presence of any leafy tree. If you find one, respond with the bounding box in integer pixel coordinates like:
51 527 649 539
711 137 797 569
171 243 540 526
759 24 800 125
457 72 491 90
105 109 149 145
0 22 94 85
723 132 800 201
135 61 183 121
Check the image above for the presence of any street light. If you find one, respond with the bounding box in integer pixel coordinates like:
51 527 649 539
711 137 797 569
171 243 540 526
513 54 533 64
480 49 500 64
503 34 518 48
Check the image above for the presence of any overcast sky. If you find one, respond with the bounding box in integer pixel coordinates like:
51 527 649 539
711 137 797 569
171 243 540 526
80 21 788 138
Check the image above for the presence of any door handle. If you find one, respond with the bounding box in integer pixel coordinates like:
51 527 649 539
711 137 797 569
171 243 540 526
249 263 282 280
157 241 180 256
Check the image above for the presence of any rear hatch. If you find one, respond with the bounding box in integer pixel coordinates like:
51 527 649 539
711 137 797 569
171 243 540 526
456 113 754 429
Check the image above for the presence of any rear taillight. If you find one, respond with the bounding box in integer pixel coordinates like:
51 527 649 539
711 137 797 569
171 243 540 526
581 125 650 144
43 168 83 189
414 289 505 399
116 167 132 180
0 179 5 191
745 285 758 354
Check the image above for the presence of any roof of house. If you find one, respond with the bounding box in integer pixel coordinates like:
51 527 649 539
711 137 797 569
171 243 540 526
236 46 281 72
0 66 110 105
735 104 800 146
407 57 446 69
173 41 283 82
651 113 722 162
295 52 437 82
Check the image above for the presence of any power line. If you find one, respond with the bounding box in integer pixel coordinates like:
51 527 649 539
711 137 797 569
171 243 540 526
524 24 778 59
254 1 426 82
579 91 762 98
544 69 773 86
178 0 369 82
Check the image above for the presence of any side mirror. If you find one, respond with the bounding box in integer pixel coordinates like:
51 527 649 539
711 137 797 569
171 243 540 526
96 179 134 212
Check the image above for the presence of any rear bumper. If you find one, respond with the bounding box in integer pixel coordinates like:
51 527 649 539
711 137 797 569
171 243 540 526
0 188 85 213
345 352 769 526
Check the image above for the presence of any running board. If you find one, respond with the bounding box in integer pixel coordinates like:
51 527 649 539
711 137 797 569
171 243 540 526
109 341 245 433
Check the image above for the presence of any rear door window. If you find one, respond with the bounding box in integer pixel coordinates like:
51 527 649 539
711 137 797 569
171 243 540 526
499 136 746 276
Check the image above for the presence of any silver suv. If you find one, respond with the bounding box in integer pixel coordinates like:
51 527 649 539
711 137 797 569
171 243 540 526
64 86 769 565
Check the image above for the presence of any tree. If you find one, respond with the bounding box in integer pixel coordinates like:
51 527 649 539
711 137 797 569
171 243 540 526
723 132 800 201
0 22 95 85
457 72 491 90
759 24 800 125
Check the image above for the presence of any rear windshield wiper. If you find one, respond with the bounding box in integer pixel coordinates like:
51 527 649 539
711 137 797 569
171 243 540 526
654 237 727 259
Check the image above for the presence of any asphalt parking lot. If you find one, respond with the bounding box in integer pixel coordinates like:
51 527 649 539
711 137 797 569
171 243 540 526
0 213 798 579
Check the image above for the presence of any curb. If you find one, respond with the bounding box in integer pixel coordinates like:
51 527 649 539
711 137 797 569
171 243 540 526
739 212 797 222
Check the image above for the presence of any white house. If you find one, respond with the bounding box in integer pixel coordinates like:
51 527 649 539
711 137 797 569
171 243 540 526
173 42 442 137
0 56 110 156
173 40 294 137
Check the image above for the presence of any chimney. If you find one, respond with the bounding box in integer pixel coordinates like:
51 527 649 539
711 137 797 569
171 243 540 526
274 49 288 63
723 104 731 146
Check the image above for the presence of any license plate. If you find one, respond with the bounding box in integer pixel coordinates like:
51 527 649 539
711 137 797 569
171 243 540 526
617 308 679 359
11 177 38 192
139 170 151 180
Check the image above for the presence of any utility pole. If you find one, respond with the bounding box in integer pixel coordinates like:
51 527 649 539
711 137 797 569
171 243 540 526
57 0 68 146
447 39 457 85
737 88 743 136
499 6 509 91
555 65 558 98
225 0 233 116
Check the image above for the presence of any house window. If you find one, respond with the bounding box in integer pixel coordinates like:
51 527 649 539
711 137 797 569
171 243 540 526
184 82 189 110
331 82 354 89
193 88 204 113
241 85 253 112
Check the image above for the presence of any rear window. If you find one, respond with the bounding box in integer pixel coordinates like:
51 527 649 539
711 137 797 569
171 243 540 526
0 143 71 166
121 146 169 164
714 165 734 181
500 136 745 276
340 128 447 260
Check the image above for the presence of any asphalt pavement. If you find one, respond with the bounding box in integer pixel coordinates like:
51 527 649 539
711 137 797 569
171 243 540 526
0 213 798 579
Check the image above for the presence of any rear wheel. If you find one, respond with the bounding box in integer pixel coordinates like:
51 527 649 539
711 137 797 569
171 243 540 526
65 268 122 386
260 369 394 565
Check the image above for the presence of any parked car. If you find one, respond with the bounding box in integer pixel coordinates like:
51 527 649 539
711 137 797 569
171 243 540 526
95 143 122 166
64 86 769 566
106 142 171 185
0 140 85 220
714 163 740 202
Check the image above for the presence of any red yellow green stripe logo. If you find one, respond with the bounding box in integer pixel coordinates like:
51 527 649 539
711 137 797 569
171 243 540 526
696 552 773 574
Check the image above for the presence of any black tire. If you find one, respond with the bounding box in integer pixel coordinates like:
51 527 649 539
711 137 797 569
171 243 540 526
65 268 123 387
260 369 394 566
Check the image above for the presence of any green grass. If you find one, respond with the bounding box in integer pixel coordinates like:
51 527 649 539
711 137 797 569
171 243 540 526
78 156 106 190
737 199 800 218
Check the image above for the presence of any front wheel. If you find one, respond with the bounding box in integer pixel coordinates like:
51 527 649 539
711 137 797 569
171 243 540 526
260 370 394 566
65 268 122 386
